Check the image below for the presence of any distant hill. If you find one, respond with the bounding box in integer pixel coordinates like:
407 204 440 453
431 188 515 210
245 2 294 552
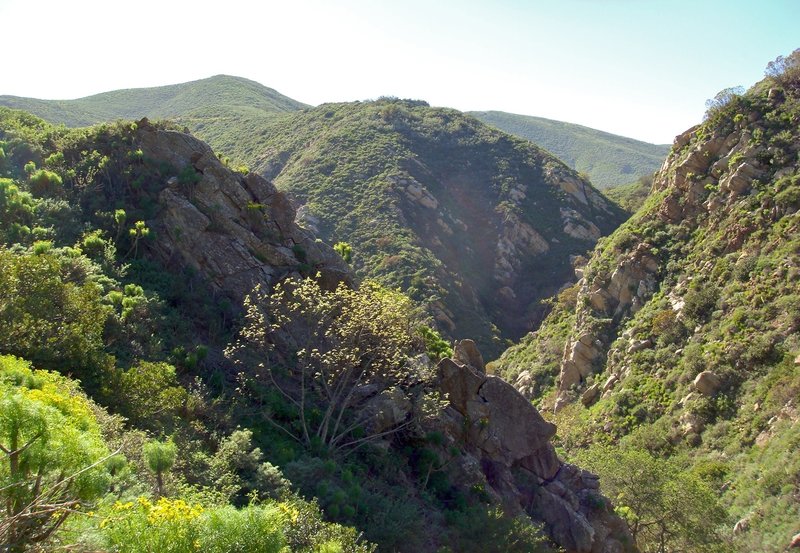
602 174 653 213
470 110 669 188
0 75 306 165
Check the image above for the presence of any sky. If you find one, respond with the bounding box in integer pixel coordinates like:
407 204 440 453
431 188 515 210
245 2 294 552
0 0 797 144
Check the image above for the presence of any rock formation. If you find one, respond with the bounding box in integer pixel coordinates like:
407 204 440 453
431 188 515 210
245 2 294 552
135 119 351 304
431 346 635 553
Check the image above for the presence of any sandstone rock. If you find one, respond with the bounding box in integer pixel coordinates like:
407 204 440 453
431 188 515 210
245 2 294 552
693 371 722 396
435 346 633 552
560 359 582 390
581 384 600 406
790 532 800 548
603 375 619 392
720 161 761 196
673 125 700 150
733 516 750 535
437 358 484 414
453 339 485 373
137 121 351 303
558 176 589 205
536 487 596 552
627 339 652 354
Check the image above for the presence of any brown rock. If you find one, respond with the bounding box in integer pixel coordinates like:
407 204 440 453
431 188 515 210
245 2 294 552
361 387 411 435
581 384 600 407
693 371 722 396
453 339 486 373
790 532 800 548
437 358 484 415
721 161 761 196
137 122 351 303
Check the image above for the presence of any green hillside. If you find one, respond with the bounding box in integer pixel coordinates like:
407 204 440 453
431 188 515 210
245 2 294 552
250 99 626 357
0 75 306 167
492 53 800 552
471 110 669 189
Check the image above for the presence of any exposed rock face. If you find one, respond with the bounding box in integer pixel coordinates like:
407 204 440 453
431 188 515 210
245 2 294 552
135 119 351 304
554 243 659 410
432 349 634 553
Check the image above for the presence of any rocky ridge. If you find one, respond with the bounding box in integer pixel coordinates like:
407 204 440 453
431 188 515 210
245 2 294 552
431 340 634 553
493 68 800 551
254 99 626 357
135 119 351 303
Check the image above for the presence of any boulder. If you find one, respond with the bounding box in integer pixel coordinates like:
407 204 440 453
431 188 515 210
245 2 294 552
432 345 635 553
361 387 412 435
790 532 800 548
693 371 722 396
453 339 485 373
581 384 600 406
720 162 761 196
603 375 619 392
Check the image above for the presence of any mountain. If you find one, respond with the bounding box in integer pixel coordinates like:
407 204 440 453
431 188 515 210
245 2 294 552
0 78 628 358
491 60 800 551
0 107 634 552
249 99 627 357
470 110 670 189
0 75 306 166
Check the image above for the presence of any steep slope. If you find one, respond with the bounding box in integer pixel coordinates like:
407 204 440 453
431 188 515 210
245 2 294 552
493 59 800 551
253 99 627 357
471 110 669 188
0 75 306 166
0 108 634 553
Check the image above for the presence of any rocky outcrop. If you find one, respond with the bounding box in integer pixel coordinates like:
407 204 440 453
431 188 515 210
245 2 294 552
553 243 659 410
135 119 351 304
432 349 634 553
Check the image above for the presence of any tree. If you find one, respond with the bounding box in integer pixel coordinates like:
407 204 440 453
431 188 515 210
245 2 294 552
27 169 63 198
765 48 800 90
0 248 112 387
117 361 187 428
236 278 436 455
126 220 150 259
143 440 176 497
574 445 728 553
704 86 745 120
0 355 112 551
208 429 290 503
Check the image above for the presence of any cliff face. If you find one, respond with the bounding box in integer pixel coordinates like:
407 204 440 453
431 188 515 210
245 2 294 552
135 119 351 303
433 343 635 553
493 73 800 550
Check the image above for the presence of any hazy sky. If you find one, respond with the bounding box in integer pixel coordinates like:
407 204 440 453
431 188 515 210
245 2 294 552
1 0 797 143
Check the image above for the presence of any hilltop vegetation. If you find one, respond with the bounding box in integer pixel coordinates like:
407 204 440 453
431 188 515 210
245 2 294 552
492 50 800 552
471 110 669 189
0 82 629 357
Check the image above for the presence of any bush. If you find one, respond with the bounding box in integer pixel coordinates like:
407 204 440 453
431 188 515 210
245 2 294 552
0 355 112 549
